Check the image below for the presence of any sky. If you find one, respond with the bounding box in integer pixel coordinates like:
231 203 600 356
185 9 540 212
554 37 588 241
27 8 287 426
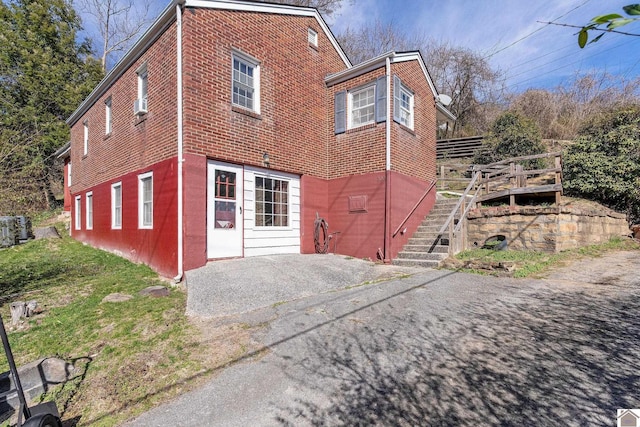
79 0 640 94
325 0 640 93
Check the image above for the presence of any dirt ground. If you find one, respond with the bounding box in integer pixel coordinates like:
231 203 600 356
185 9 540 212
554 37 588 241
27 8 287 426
542 250 638 288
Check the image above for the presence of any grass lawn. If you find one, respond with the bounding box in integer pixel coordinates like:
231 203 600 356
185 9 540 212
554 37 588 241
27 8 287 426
0 218 247 426
453 237 640 278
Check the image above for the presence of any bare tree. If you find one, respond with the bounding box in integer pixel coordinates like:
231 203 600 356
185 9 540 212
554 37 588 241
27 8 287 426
509 71 640 139
77 0 153 71
424 42 506 136
259 0 349 18
336 20 426 64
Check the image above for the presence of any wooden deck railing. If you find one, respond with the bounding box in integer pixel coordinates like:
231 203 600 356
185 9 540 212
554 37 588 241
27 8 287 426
436 152 563 256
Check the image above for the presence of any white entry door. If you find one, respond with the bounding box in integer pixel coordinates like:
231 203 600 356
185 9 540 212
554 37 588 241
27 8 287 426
207 161 243 258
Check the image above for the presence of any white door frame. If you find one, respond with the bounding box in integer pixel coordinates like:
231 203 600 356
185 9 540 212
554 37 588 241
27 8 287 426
207 160 243 258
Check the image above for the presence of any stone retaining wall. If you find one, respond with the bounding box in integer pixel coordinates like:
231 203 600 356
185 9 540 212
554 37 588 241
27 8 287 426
466 206 630 252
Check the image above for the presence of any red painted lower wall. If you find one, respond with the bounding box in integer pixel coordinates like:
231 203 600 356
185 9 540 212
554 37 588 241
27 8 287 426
300 175 329 254
71 157 179 278
388 172 436 259
301 171 435 262
183 153 207 271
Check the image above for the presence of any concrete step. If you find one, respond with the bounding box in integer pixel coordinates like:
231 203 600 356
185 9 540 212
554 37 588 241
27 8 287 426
401 244 449 253
396 251 449 261
392 258 442 268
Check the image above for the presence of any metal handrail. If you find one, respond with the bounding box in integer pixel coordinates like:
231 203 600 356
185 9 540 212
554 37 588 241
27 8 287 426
392 180 436 238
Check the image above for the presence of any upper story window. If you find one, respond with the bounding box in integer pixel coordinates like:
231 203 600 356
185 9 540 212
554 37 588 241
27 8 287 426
83 120 89 156
105 97 112 134
138 172 153 229
393 76 414 130
334 76 386 135
349 85 375 128
308 28 318 47
136 63 148 115
232 51 260 113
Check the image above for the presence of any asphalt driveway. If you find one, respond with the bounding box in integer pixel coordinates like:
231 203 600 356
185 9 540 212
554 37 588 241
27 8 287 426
128 251 640 426
185 254 424 317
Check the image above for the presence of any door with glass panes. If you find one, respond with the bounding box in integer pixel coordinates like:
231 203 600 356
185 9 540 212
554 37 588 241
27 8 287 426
207 161 243 258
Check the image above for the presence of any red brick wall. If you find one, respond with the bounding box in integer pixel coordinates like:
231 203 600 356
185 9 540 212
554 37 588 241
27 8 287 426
390 61 438 182
327 67 387 180
181 9 346 178
69 24 178 194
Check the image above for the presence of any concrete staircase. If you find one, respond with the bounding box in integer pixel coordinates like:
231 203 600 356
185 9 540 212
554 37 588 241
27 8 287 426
393 197 460 268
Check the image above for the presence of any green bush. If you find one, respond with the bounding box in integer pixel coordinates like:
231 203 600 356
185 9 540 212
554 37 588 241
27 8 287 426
473 111 546 168
563 105 640 224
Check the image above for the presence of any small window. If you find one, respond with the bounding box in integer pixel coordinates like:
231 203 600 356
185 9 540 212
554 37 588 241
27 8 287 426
255 176 289 227
105 97 112 134
138 172 153 229
112 182 122 229
398 86 413 128
67 162 71 187
83 120 89 156
308 28 318 47
86 192 93 230
74 196 81 230
394 76 415 130
349 85 375 128
232 51 260 113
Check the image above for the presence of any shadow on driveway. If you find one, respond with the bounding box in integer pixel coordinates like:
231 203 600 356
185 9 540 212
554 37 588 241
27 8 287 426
275 281 640 426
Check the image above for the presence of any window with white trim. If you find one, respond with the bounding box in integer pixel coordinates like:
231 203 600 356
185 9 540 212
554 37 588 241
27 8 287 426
138 64 148 102
105 97 112 134
308 28 318 47
74 196 81 230
67 162 71 187
86 192 93 230
349 85 375 128
138 172 153 229
398 86 414 129
232 52 260 113
255 176 288 227
112 182 122 229
393 76 415 130
83 120 88 156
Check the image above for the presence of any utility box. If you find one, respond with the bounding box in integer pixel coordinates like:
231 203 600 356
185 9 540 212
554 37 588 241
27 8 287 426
14 216 32 242
0 216 17 248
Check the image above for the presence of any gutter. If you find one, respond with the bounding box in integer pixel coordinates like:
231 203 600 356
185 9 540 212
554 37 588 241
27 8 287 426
383 56 392 263
174 1 185 283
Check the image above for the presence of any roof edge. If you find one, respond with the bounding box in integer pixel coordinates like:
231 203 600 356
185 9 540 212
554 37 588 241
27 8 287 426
67 0 180 126
67 0 352 126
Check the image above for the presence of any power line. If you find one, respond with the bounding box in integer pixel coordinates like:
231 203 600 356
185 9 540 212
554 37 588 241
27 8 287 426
505 34 632 82
505 36 640 91
483 0 591 60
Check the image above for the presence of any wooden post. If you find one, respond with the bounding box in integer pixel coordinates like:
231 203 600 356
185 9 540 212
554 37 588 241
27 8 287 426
555 154 562 205
440 165 446 190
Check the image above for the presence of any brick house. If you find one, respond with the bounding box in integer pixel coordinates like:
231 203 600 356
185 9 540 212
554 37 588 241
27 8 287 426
65 0 454 278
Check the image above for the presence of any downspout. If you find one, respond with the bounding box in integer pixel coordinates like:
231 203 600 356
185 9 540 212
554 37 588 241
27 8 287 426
174 1 184 283
383 56 392 263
